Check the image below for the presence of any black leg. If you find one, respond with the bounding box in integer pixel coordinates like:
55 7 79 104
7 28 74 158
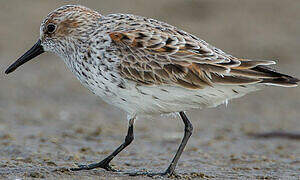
71 117 135 172
164 111 193 175
129 111 193 177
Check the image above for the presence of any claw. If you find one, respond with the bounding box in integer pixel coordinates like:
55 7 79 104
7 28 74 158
70 163 120 172
104 164 120 172
127 171 180 178
70 164 89 171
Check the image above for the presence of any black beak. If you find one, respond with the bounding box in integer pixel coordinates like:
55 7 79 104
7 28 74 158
5 39 44 74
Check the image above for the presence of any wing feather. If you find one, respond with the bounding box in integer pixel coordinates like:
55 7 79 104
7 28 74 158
109 28 298 88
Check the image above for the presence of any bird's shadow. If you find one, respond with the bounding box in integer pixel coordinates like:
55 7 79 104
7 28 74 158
248 131 300 140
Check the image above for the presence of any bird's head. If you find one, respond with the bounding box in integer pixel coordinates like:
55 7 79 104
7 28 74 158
5 5 101 74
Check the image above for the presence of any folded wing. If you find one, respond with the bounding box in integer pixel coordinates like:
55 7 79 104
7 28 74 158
109 28 299 89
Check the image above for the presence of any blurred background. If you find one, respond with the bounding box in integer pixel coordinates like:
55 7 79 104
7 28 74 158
0 0 299 179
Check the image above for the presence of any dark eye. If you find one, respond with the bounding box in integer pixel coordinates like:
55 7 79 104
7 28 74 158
47 24 56 33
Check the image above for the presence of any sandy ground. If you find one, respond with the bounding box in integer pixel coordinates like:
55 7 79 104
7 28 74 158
0 0 299 179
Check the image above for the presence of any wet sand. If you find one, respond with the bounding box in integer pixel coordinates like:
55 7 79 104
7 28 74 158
0 0 299 179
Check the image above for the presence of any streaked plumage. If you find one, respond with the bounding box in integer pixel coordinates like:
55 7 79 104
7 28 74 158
5 5 299 177
35 5 299 116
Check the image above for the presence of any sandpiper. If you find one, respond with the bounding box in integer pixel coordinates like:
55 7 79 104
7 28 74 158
5 5 299 177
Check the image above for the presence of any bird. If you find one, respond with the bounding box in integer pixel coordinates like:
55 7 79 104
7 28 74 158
5 4 299 177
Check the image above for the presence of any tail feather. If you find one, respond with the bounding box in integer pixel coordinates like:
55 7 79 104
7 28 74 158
252 65 299 87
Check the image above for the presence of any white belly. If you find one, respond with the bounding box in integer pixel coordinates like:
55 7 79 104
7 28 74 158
92 79 259 116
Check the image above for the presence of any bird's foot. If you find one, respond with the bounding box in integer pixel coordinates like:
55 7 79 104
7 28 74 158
127 170 179 178
70 161 120 172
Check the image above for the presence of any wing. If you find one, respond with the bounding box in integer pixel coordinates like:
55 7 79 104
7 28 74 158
109 28 298 89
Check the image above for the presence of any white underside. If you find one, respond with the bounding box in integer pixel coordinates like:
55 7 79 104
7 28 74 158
96 80 260 117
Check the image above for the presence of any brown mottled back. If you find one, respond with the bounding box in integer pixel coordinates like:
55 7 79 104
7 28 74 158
109 26 298 89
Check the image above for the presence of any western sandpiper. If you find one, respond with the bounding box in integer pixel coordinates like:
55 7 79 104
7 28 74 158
5 5 299 177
